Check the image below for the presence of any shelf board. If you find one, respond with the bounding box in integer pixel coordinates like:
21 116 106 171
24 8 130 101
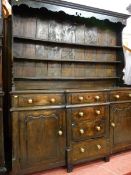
14 56 121 64
14 77 120 81
13 35 122 49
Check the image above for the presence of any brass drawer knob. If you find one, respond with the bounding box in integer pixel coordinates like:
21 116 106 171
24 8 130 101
50 98 56 103
95 96 100 100
111 122 115 128
28 98 33 104
58 130 63 136
80 148 85 153
114 95 120 99
97 144 102 150
14 95 18 98
79 112 84 117
95 126 101 131
96 110 101 115
78 96 84 101
79 129 84 134
128 94 131 97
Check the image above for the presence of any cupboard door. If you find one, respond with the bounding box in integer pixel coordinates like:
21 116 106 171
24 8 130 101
110 103 131 152
13 109 66 170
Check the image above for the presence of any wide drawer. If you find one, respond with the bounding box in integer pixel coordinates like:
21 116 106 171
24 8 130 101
71 105 109 122
12 93 65 107
110 90 131 102
72 138 109 162
68 92 108 104
72 120 106 141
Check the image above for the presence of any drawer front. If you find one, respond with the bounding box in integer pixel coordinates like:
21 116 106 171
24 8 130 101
110 91 131 102
69 92 108 104
71 105 108 122
72 138 109 162
12 94 65 107
72 120 106 141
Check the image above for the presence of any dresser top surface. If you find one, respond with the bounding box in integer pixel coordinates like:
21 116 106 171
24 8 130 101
10 87 131 94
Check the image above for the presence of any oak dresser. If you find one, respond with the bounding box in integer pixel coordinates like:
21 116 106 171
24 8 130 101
2 0 131 174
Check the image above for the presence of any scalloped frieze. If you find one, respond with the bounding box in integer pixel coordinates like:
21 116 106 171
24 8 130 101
12 0 129 25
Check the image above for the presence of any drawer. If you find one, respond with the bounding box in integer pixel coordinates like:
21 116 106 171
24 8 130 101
72 120 106 141
12 93 65 107
110 91 131 102
69 92 108 104
72 138 109 162
71 105 109 122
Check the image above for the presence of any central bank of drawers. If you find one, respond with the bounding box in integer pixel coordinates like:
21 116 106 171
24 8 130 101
67 90 109 163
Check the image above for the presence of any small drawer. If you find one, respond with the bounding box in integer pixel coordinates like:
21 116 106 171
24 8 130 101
72 138 109 162
12 94 65 107
72 120 106 141
110 91 131 102
71 105 109 122
69 92 108 104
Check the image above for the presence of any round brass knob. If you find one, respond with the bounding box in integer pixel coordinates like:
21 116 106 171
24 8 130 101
111 122 115 128
95 96 100 100
14 95 18 98
79 129 84 134
96 110 101 115
78 96 84 101
28 98 33 104
96 126 101 131
97 144 101 150
128 94 131 97
79 112 84 117
58 130 63 136
114 95 120 99
80 148 85 153
50 98 56 103
72 123 75 126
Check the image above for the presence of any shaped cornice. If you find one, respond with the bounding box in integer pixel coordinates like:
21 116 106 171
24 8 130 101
12 0 130 25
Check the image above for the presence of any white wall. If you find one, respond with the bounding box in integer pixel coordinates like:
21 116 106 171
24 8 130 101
62 0 130 13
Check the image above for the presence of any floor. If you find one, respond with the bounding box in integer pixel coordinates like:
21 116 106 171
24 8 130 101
33 151 131 175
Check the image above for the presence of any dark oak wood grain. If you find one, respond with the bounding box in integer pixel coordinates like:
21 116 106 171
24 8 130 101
12 93 65 107
2 0 130 174
71 138 110 163
0 15 7 173
110 102 131 153
11 109 66 175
